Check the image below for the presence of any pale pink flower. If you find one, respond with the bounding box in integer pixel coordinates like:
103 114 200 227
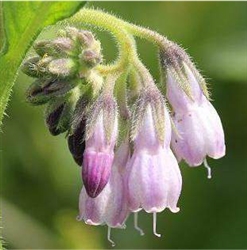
167 64 226 171
78 141 130 229
126 103 182 236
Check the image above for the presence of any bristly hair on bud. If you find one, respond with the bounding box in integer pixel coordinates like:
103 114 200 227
45 89 79 136
159 42 210 100
68 96 89 166
26 78 79 105
86 92 118 144
131 85 166 143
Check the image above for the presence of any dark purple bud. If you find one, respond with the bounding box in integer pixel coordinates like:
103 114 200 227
67 97 88 166
26 79 53 105
26 78 77 105
46 103 65 135
68 120 86 166
82 150 114 198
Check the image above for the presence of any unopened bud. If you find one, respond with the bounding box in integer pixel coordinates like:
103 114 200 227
80 49 102 67
26 79 52 105
26 78 77 105
68 120 86 165
45 102 66 135
65 27 95 48
45 95 77 136
22 56 54 78
77 30 94 47
68 97 88 166
21 56 41 77
52 37 75 56
34 40 54 57
48 58 78 78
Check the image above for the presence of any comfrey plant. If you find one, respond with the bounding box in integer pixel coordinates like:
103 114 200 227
21 8 225 246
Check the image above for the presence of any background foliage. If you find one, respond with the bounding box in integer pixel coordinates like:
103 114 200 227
1 1 247 249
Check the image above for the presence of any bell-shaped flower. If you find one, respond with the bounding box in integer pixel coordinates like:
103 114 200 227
82 94 118 198
127 105 181 213
160 43 225 170
126 87 182 236
78 141 130 229
171 100 226 168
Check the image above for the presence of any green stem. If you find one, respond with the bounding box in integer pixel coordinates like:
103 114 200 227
132 57 156 87
114 69 131 119
69 8 137 75
123 22 171 49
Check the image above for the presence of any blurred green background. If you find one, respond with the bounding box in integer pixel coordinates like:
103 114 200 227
1 1 247 249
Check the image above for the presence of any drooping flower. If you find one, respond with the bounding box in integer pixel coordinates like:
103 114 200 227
126 87 182 237
160 43 226 176
82 93 118 198
78 140 130 245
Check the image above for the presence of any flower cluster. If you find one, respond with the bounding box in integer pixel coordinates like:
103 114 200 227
21 27 103 135
21 9 226 247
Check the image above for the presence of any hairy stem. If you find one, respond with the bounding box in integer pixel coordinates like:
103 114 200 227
69 8 137 75
124 22 171 49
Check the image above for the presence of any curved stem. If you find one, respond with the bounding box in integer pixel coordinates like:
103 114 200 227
68 8 137 75
68 8 161 93
124 22 171 49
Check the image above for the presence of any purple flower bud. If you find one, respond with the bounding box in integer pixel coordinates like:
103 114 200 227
48 58 78 78
82 151 114 198
68 120 86 166
68 97 89 166
78 141 130 228
34 38 76 57
51 38 75 56
82 95 118 198
127 103 182 214
80 49 102 67
26 78 77 105
46 103 65 136
45 92 79 136
64 27 95 47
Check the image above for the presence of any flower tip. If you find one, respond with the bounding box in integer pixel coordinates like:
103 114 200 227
82 151 113 198
114 223 126 229
85 219 100 226
84 186 105 198
82 173 109 198
169 206 180 213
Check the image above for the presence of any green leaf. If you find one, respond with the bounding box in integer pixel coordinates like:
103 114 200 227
0 1 86 127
